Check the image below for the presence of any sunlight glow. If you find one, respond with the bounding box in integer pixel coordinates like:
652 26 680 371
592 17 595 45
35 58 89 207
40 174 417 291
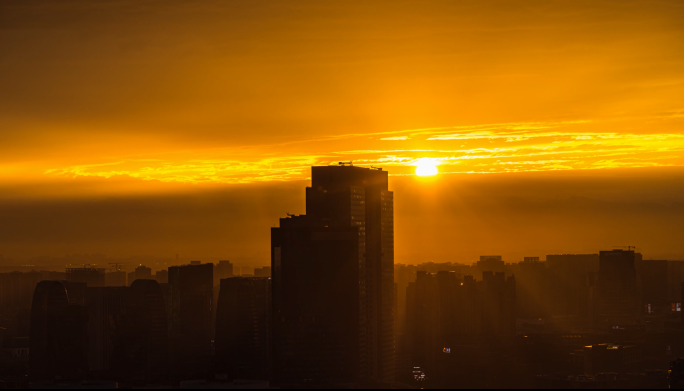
415 158 439 176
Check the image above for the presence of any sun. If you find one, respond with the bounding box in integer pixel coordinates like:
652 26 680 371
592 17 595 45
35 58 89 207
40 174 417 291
415 158 439 176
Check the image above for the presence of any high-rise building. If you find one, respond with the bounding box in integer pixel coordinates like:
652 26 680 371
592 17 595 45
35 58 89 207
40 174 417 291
546 254 600 317
85 287 127 373
305 164 395 383
272 218 361 386
215 277 270 381
477 256 505 272
29 281 89 381
134 266 152 281
82 280 169 386
405 271 515 385
596 250 641 329
636 260 668 311
167 262 213 379
480 272 516 336
113 279 169 385
214 261 234 283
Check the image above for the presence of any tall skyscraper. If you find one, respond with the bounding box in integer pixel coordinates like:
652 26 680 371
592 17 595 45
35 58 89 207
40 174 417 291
306 165 395 383
215 277 270 381
271 164 395 385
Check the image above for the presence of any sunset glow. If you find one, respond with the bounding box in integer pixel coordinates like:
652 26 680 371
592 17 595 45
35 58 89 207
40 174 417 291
415 158 438 177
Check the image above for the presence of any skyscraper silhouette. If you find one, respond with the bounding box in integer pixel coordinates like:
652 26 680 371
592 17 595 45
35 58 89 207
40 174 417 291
167 262 213 379
307 165 395 383
215 277 270 381
113 279 169 385
29 281 89 381
272 218 362 385
271 164 395 385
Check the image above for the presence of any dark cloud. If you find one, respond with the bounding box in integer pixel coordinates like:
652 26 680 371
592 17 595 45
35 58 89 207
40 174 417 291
1 167 684 265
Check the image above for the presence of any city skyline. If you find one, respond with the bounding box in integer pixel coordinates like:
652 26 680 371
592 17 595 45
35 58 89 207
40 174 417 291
2 1 684 388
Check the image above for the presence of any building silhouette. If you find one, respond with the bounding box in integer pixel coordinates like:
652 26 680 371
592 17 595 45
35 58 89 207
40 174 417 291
112 279 169 385
29 281 89 381
405 270 516 385
546 254 599 317
66 267 105 288
596 250 641 329
305 164 395 383
168 262 213 379
215 277 270 381
105 270 127 287
254 267 271 278
84 287 127 374
134 265 152 281
214 261 234 284
154 269 168 284
272 217 361 386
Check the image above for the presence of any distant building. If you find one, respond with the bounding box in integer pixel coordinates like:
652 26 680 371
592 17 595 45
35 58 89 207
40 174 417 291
155 269 168 284
29 281 89 381
214 261 234 284
134 266 152 282
546 254 600 317
254 267 271 278
478 256 505 272
596 250 641 329
84 287 127 373
636 260 668 311
168 262 213 379
215 277 270 381
406 271 515 385
66 267 105 288
114 279 169 385
83 280 169 386
105 271 127 287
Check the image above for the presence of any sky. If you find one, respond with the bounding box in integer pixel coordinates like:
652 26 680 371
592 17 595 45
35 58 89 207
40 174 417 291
1 0 684 266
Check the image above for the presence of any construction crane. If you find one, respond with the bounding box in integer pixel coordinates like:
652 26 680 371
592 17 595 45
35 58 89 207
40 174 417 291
108 263 130 272
613 246 636 251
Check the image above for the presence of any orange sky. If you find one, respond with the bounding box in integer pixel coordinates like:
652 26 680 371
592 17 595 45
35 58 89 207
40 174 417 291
1 0 684 264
